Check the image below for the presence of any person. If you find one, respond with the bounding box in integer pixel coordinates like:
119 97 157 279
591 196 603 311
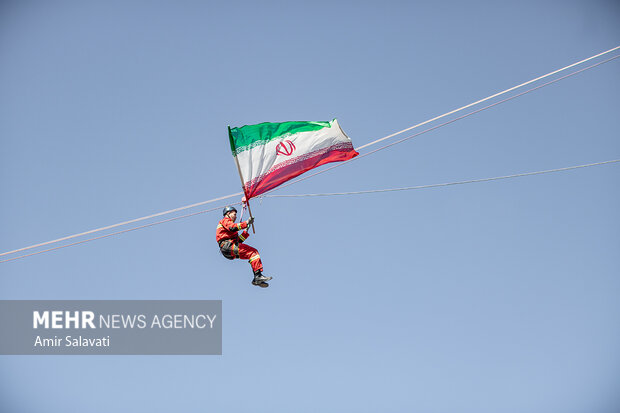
216 206 272 288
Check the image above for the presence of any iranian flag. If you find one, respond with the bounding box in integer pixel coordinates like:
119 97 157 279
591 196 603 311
228 119 358 199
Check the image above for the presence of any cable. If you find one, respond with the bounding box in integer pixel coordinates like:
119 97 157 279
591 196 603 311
260 54 620 195
4 158 618 264
262 159 620 198
0 203 241 264
0 191 243 258
1 47 618 261
356 45 620 151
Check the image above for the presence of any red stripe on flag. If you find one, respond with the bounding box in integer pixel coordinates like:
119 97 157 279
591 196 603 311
245 143 358 198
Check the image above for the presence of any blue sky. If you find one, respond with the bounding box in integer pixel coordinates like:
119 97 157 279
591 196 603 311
1 1 619 412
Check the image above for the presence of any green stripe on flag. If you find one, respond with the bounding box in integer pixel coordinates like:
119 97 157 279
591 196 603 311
227 126 237 156
230 120 331 153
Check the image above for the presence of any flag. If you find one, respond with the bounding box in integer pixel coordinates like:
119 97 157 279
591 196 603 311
228 119 358 199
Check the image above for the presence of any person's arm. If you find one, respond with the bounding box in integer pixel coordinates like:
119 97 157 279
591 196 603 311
222 217 247 232
238 230 250 243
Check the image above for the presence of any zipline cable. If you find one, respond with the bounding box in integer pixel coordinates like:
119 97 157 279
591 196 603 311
0 192 243 258
1 47 618 260
356 45 620 151
262 159 620 198
260 54 620 195
2 159 618 263
0 203 241 264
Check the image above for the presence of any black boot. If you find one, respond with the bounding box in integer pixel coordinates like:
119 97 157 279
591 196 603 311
252 271 272 287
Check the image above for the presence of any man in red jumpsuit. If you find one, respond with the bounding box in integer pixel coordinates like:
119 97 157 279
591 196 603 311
216 206 272 288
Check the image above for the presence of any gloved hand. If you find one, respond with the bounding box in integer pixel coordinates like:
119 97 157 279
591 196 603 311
247 216 255 226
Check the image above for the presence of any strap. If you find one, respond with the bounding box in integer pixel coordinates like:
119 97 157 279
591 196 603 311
239 202 247 221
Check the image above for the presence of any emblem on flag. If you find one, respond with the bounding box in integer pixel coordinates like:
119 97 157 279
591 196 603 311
275 140 296 156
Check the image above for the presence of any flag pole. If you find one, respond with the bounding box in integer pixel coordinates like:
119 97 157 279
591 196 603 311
228 126 255 233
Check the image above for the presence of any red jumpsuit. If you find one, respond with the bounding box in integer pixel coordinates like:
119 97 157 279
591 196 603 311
216 217 263 274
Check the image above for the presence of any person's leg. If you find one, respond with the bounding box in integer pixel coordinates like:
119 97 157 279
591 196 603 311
237 243 263 274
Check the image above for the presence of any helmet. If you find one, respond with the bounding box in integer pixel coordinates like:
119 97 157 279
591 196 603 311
222 206 237 216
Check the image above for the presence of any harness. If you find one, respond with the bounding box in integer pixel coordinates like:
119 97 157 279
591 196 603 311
219 239 239 260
